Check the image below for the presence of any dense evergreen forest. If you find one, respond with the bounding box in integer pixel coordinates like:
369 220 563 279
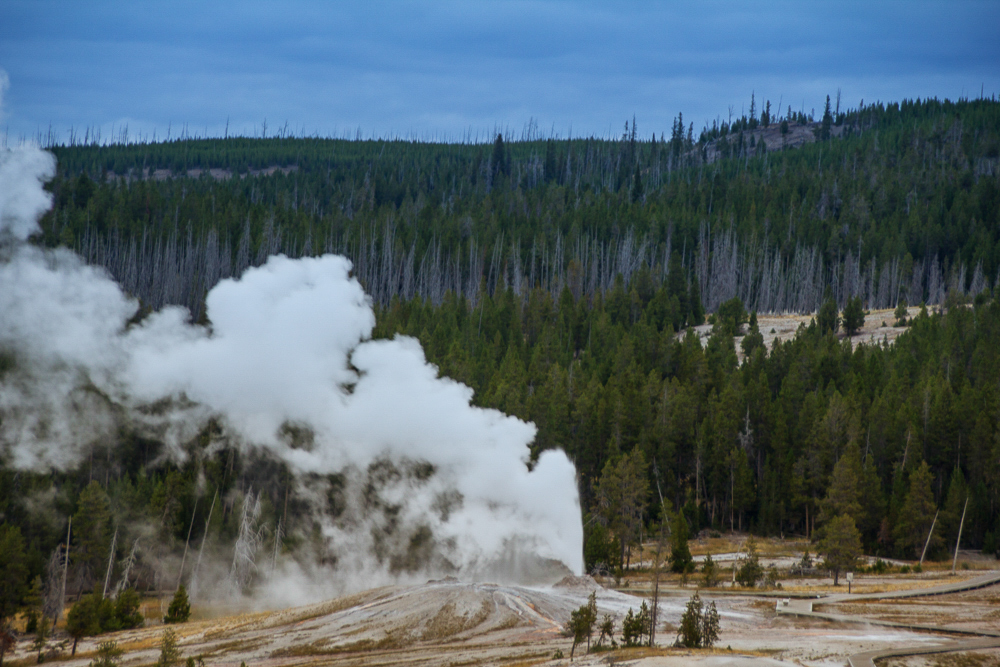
36 96 1000 321
2 96 1000 619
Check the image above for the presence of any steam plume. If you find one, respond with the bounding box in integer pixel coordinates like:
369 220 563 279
0 139 583 598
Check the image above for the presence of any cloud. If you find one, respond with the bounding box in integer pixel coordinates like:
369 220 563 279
1 1 997 140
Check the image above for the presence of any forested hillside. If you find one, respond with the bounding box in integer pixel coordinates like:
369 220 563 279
37 97 1000 321
377 285 1000 570
1 96 999 612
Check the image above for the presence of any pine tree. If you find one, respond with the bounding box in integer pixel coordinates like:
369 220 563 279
157 629 181 667
630 163 644 203
596 613 615 648
735 537 763 587
894 298 909 326
676 592 720 648
821 95 833 141
74 481 113 588
164 585 191 624
115 589 144 629
702 552 719 588
740 316 765 358
669 511 694 574
67 594 102 656
543 139 557 183
820 443 864 528
621 601 650 647
565 592 597 658
817 296 840 335
491 133 508 177
23 576 43 634
893 461 941 559
593 448 650 570
843 296 866 337
0 525 28 627
818 514 862 585
90 640 124 667
941 466 968 548
0 524 28 667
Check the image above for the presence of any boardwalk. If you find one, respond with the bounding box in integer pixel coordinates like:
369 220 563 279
775 571 1000 667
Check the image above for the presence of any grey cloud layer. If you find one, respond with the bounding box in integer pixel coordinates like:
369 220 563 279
1 2 998 139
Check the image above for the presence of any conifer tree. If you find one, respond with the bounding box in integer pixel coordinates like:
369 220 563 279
631 163 644 203
67 594 102 656
818 514 862 585
74 481 112 588
491 133 508 177
941 466 968 552
701 552 719 588
593 448 649 570
669 510 694 574
736 537 763 587
821 95 833 141
843 296 866 337
820 443 864 527
164 585 191 624
893 462 940 558
157 629 181 667
0 525 27 628
817 296 840 335
676 592 720 648
90 640 124 667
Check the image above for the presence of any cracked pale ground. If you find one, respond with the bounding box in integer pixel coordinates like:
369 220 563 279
9 563 998 667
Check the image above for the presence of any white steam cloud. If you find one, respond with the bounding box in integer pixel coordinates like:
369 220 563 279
0 142 583 596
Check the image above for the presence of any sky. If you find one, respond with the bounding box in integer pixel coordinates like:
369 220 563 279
1 0 998 144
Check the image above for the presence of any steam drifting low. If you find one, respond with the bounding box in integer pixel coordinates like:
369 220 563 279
0 143 583 601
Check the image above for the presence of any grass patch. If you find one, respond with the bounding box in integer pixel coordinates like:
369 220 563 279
420 600 492 641
928 652 1000 667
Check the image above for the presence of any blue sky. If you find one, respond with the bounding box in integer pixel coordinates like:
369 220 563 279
1 1 998 143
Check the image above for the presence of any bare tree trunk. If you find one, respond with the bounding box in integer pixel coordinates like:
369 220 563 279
176 497 200 591
61 518 71 613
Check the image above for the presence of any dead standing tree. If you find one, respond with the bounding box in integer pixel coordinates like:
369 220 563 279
228 491 264 596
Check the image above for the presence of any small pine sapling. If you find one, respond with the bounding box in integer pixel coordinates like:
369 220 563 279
164 586 191 624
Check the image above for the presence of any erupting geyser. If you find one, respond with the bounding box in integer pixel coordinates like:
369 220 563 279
0 141 583 604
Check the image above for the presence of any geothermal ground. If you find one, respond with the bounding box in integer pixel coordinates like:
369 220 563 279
9 537 999 667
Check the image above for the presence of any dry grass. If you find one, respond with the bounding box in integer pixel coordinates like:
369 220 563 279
207 637 269 655
421 600 492 641
928 652 1000 667
497 612 525 630
275 587 394 626
780 576 973 596
269 628 415 658
502 659 551 667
